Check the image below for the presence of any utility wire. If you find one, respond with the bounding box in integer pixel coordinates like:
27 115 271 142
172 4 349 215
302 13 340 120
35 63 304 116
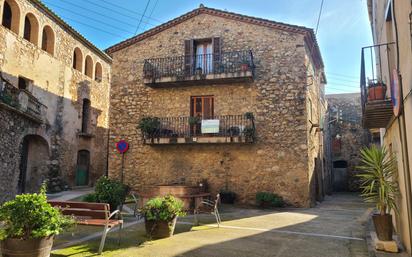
315 0 324 35
46 0 137 28
326 72 358 79
81 0 156 27
142 0 159 31
59 16 126 38
135 0 151 35
99 0 163 23
43 2 135 35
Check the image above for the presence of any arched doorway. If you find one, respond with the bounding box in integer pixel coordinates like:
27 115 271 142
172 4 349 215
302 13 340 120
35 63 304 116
76 150 90 186
332 160 348 192
18 135 49 193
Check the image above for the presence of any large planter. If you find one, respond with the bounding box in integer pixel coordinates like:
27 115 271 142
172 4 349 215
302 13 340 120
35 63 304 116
0 236 54 257
372 214 393 241
368 83 386 101
145 217 177 239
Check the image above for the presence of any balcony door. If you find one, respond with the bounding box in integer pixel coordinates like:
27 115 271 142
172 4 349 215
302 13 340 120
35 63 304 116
191 96 214 119
191 96 214 134
195 41 213 74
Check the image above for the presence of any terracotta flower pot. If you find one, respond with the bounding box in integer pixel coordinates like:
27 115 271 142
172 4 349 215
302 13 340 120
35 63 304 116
372 214 393 241
368 83 386 101
0 236 54 257
240 63 249 72
145 217 177 239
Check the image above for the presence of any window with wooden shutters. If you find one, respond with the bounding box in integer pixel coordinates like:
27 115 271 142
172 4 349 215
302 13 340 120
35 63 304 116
184 39 194 75
212 37 221 72
184 38 221 75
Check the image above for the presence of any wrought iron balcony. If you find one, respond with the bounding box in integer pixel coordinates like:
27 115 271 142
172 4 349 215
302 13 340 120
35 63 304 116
360 43 394 129
0 81 47 123
140 114 256 145
143 50 254 87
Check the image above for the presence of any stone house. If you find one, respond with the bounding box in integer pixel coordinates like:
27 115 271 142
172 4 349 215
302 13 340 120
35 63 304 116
106 5 327 207
362 0 412 254
326 93 370 192
0 0 111 201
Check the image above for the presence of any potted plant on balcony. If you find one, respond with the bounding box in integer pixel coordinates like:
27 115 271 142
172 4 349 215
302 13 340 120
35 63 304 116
367 80 387 101
239 57 250 72
141 195 186 239
138 116 160 142
357 145 398 241
195 67 203 76
0 185 74 257
188 116 201 137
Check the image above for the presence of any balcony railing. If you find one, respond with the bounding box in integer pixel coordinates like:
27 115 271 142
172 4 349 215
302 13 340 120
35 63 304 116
140 114 256 144
0 81 46 122
143 50 255 87
360 43 395 128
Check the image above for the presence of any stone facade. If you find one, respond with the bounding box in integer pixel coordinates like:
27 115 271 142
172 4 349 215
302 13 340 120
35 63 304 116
326 93 370 192
107 6 326 207
0 0 111 199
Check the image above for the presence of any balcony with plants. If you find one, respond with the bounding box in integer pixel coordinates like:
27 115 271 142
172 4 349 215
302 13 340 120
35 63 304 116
0 79 47 123
360 43 395 129
143 50 255 87
138 113 256 145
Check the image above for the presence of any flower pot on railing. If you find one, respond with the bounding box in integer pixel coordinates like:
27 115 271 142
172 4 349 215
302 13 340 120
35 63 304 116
367 81 386 101
240 63 249 72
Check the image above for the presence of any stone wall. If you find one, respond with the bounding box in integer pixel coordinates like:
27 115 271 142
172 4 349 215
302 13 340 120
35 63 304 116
326 93 370 191
0 104 44 202
0 0 111 195
108 10 325 207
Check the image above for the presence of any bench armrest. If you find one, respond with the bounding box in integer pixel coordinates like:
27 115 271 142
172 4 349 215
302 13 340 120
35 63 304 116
109 210 122 220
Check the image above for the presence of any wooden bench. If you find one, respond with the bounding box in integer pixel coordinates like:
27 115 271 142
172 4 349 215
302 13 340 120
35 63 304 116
48 200 123 254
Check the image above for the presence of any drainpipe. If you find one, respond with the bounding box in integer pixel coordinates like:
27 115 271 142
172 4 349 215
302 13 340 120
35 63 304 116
393 0 412 251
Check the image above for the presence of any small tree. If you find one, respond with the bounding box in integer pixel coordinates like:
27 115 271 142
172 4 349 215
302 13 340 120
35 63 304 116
357 145 398 215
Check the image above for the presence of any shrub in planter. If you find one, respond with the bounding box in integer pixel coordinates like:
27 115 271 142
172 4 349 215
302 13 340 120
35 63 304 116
141 195 186 239
243 126 256 142
138 116 160 139
83 176 129 212
357 145 398 241
220 190 236 204
367 81 387 101
0 185 74 257
256 192 284 208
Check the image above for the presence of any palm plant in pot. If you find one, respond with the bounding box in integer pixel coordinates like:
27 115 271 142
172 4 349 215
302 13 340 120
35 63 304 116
357 145 398 241
141 195 186 239
0 185 74 257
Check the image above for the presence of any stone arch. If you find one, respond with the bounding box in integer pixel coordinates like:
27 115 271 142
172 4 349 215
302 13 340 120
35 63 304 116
73 47 83 72
2 0 20 34
95 62 102 82
41 25 54 55
84 55 93 78
23 13 39 45
18 134 50 193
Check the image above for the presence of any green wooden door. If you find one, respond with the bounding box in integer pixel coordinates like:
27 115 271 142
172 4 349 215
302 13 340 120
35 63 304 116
76 150 89 186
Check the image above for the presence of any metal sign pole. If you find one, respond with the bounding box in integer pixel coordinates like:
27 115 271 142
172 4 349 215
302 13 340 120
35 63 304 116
121 152 125 184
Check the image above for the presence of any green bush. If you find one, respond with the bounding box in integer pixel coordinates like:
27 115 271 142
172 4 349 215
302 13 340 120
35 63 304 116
141 195 186 221
0 185 74 240
256 192 284 208
83 176 129 211
138 116 160 137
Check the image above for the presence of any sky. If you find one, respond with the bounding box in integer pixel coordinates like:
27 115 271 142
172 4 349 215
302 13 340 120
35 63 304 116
42 0 373 95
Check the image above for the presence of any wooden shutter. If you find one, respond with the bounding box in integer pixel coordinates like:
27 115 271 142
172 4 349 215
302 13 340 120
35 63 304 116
184 39 194 75
212 37 221 72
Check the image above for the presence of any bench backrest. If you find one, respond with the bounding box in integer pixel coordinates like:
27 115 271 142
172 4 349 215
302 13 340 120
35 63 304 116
48 200 110 219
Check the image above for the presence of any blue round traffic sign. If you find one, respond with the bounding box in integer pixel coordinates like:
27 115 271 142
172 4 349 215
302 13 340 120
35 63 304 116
116 140 129 154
